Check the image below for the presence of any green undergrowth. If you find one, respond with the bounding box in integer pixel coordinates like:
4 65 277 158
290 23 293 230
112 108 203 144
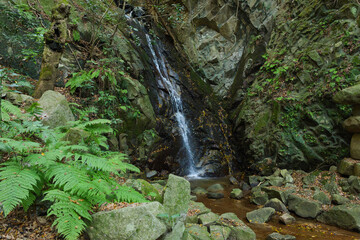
0 100 147 240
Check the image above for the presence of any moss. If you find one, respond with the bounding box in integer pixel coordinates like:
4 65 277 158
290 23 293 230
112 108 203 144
254 110 270 135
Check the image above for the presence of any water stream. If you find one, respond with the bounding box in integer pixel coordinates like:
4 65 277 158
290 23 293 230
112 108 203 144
190 178 360 240
145 34 199 177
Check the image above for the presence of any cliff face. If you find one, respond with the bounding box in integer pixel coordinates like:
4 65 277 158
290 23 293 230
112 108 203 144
166 0 360 172
2 0 359 175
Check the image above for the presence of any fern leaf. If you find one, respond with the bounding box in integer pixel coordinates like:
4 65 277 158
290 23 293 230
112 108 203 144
0 162 41 216
1 100 23 120
0 138 41 153
114 185 147 203
46 163 90 193
44 189 92 240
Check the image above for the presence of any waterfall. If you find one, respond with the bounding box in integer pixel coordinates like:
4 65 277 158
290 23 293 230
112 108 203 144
145 34 199 177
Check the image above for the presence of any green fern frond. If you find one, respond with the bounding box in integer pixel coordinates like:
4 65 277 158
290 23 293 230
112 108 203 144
22 192 37 212
0 162 41 216
76 119 113 135
44 189 92 240
46 164 90 193
1 100 23 121
25 150 62 167
76 153 115 172
0 138 41 153
114 185 147 203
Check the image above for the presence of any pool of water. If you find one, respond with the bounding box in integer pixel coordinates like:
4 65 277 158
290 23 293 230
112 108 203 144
188 177 360 240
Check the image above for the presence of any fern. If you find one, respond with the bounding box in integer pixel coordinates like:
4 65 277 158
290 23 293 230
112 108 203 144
0 100 146 240
0 162 42 216
1 100 23 121
44 190 92 240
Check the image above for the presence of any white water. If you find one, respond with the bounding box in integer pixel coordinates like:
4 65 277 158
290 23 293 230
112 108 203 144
145 34 199 177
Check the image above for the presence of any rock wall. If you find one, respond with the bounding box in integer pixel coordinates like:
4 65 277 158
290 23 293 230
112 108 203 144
229 0 360 172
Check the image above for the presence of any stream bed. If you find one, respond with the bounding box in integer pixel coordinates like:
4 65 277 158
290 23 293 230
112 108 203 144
189 177 360 240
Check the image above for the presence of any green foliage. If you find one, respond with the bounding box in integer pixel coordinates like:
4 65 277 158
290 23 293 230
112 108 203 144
0 103 146 240
0 68 34 95
66 69 100 94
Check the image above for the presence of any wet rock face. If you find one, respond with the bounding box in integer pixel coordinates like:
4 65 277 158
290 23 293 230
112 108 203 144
170 0 279 97
228 0 360 171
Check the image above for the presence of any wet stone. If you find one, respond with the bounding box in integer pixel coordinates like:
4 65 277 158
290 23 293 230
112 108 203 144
230 188 244 200
198 212 219 225
264 198 289 213
207 184 225 192
250 190 269 205
266 232 296 240
246 207 275 224
207 192 224 199
331 194 350 205
279 213 296 225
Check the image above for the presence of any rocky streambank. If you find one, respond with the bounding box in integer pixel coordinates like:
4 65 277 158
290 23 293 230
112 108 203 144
85 165 360 240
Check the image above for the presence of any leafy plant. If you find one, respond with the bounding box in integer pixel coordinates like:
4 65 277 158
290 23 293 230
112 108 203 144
0 102 146 240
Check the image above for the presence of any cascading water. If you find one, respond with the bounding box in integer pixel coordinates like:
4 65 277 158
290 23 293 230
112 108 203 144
145 34 200 177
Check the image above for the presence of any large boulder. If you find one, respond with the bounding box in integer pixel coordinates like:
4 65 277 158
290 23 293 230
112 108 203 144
246 207 275 224
343 116 360 133
333 84 360 105
183 224 212 240
287 194 322 218
338 158 357 176
317 204 360 231
38 90 75 128
199 212 219 225
163 174 191 216
164 221 185 240
87 202 167 240
219 213 256 240
351 134 360 160
210 225 231 240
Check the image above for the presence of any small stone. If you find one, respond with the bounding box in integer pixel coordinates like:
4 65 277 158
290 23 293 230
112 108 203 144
190 195 197 201
349 176 360 193
207 192 224 199
279 213 296 225
183 224 211 240
329 166 337 172
246 207 275 224
36 216 47 225
331 194 350 205
192 187 208 195
229 176 240 185
207 184 224 192
230 188 244 200
241 181 251 191
266 232 296 240
188 201 211 215
264 198 289 213
146 170 158 178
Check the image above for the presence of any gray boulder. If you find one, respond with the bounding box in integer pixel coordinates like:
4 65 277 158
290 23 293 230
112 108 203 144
266 232 296 240
230 188 244 200
313 191 331 205
287 194 322 218
219 213 256 240
183 224 211 240
265 198 289 213
279 213 296 225
163 174 191 216
210 225 231 240
192 187 208 195
331 194 350 205
164 221 185 240
207 184 225 192
317 204 360 231
199 212 219 225
246 207 275 224
207 192 224 199
38 90 75 128
87 202 166 240
250 190 268 205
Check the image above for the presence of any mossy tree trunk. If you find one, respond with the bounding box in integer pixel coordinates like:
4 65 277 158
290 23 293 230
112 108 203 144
33 0 70 98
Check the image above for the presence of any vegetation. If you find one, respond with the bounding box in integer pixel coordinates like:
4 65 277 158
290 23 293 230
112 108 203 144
0 101 146 240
